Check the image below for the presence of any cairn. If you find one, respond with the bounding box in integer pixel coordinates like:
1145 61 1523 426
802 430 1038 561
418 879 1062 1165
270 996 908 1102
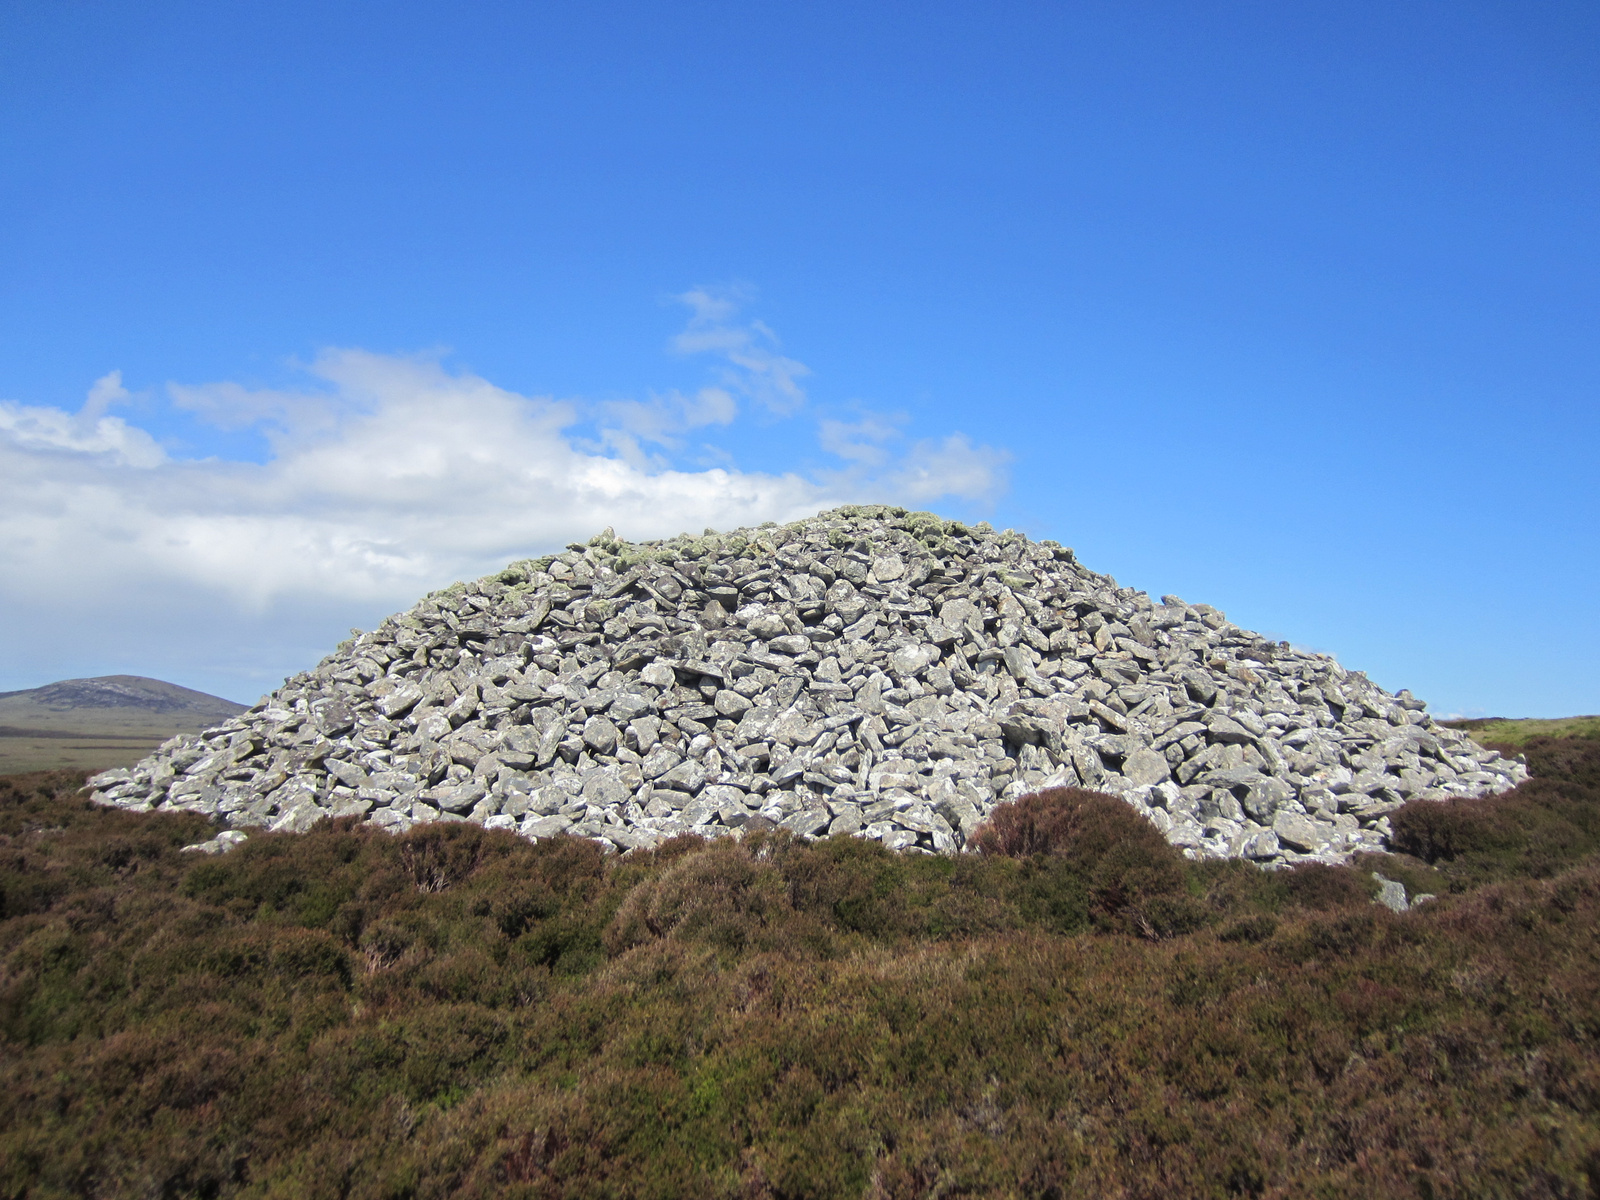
90 506 1525 864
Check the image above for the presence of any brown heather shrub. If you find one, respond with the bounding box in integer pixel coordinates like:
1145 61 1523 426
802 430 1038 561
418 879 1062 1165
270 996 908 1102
1280 861 1373 910
1389 735 1600 887
968 785 1139 859
1 746 1599 1198
396 820 515 893
772 828 918 937
605 838 793 955
1390 794 1524 864
971 787 1196 937
770 828 1013 941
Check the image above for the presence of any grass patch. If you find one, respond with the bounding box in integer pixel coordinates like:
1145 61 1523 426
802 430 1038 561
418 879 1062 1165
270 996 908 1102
1441 713 1600 747
2 736 1599 1198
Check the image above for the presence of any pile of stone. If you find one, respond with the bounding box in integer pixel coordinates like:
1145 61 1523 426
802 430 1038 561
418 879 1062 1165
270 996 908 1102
88 506 1525 865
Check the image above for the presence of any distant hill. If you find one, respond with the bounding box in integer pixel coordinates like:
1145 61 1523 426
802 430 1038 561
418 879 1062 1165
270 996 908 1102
0 675 247 775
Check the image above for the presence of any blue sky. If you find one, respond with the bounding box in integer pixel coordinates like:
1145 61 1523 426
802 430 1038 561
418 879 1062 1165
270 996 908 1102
1 0 1595 716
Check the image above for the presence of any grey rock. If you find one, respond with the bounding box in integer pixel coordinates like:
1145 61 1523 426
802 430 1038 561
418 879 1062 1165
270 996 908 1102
377 684 425 719
525 708 568 767
582 714 620 755
891 804 941 834
747 612 789 639
369 807 411 831
828 810 865 836
1373 873 1410 913
605 825 661 852
939 597 982 633
1242 829 1281 860
180 830 250 855
889 643 937 677
658 759 707 795
271 802 327 833
641 746 683 780
329 795 374 819
1272 810 1328 854
869 554 905 583
639 662 676 688
325 759 369 789
415 709 453 745
1205 714 1256 745
582 768 631 809
714 689 753 718
523 813 574 838
1242 776 1294 821
445 687 480 727
443 728 499 768
1121 747 1171 787
609 692 653 723
427 781 487 814
701 783 749 809
779 808 831 837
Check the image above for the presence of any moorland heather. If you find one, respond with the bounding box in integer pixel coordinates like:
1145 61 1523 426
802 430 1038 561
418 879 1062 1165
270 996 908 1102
2 734 1597 1197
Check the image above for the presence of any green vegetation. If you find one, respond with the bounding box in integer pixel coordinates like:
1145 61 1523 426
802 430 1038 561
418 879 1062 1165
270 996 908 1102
1442 713 1600 747
3 739 1599 1198
0 726 175 775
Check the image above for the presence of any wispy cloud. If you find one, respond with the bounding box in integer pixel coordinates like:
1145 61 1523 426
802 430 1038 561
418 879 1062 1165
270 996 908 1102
671 285 811 416
663 287 1008 501
818 413 907 466
593 386 741 468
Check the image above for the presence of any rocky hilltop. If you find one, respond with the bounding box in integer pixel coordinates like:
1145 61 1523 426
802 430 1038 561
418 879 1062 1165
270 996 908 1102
88 506 1524 864
0 675 245 727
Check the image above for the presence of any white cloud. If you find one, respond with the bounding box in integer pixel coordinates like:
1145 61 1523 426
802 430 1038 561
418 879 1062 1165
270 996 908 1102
815 415 1010 502
0 301 1011 696
167 378 351 445
0 371 166 468
81 369 134 423
0 349 839 617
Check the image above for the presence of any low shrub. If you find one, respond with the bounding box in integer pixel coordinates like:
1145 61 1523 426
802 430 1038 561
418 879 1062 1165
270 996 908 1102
972 787 1195 936
968 785 1151 859
1389 735 1600 886
605 839 793 955
1280 861 1373 910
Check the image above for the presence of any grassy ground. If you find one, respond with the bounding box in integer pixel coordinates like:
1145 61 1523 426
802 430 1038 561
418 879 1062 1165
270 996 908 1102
2 739 1597 1198
1441 714 1600 747
0 727 173 775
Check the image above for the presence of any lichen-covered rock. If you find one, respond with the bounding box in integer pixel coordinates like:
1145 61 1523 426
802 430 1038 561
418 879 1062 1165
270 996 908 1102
87 505 1525 865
